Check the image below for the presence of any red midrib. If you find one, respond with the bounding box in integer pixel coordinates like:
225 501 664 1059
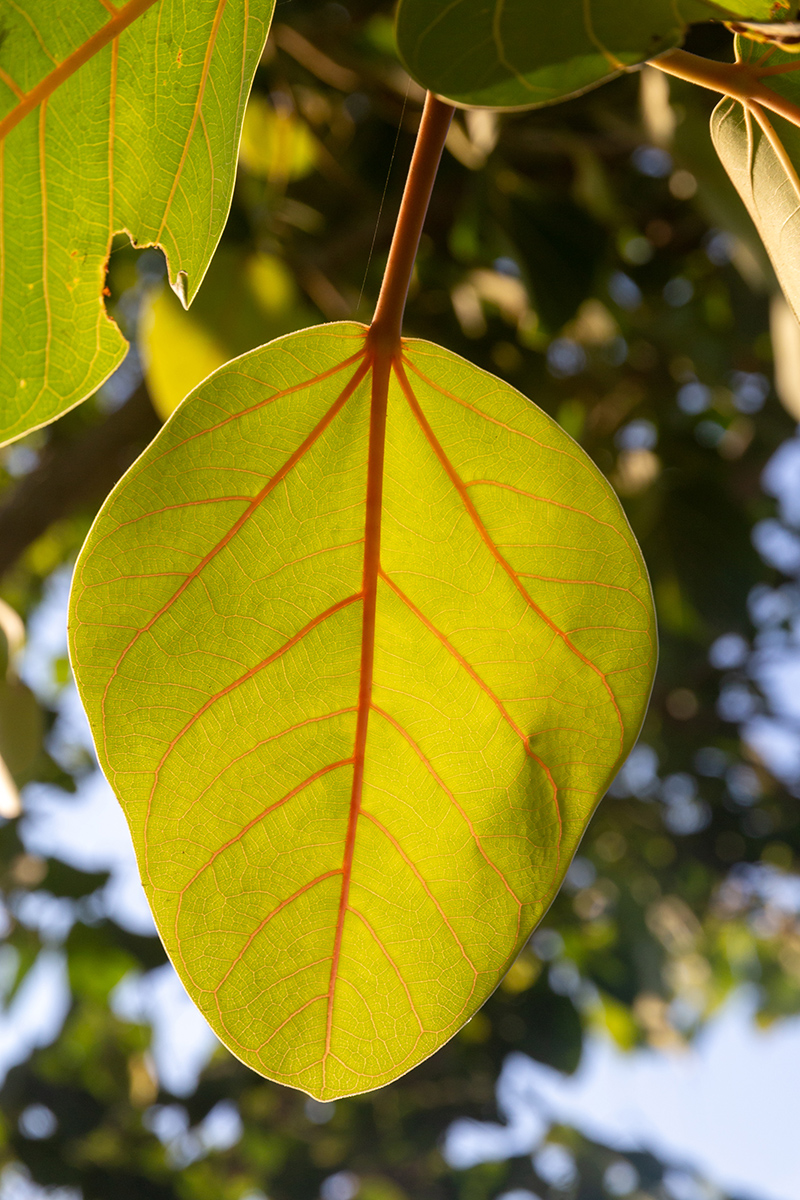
323 344 391 1075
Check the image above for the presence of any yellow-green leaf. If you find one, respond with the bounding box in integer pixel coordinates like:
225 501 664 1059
140 287 228 422
69 323 656 1099
0 0 273 446
394 0 794 111
239 94 319 183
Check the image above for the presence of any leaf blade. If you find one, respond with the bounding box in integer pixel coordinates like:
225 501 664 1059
69 323 656 1098
394 0 793 111
711 35 800 319
0 0 273 446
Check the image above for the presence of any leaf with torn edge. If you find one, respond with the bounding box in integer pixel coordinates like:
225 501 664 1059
69 322 656 1098
0 0 273 446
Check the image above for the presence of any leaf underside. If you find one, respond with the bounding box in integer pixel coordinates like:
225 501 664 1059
0 0 272 447
394 0 791 110
711 34 800 320
69 323 656 1099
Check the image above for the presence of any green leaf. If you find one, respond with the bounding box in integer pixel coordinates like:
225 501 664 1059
394 0 792 111
0 677 42 780
69 322 656 1099
0 0 273 447
711 34 800 319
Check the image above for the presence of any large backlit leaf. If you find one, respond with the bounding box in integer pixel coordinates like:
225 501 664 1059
69 323 656 1099
394 0 792 110
0 0 273 446
711 34 800 320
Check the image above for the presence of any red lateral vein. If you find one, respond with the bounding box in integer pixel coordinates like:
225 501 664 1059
360 809 478 977
99 357 369 751
143 594 363 882
111 494 256 532
189 707 359 810
379 569 529 745
150 348 367 462
402 354 584 460
757 60 800 76
394 358 624 752
517 571 636 594
0 68 24 101
462 478 633 541
348 907 425 1033
178 760 354 903
370 703 523 928
256 993 329 1054
379 568 562 857
516 570 654 627
213 869 344 994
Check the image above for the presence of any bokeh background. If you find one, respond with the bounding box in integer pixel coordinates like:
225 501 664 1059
1 4 800 1198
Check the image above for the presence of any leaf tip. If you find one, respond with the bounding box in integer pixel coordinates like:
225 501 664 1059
171 270 190 310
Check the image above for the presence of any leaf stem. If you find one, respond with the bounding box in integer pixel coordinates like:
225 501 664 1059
369 92 454 351
652 47 800 130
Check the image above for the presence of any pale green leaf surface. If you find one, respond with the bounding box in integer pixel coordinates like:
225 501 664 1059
394 0 791 110
0 0 272 446
69 323 656 1099
711 35 800 320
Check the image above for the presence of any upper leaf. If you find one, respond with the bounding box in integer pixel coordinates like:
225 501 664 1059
69 323 656 1099
394 0 794 110
0 0 273 446
711 34 800 320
